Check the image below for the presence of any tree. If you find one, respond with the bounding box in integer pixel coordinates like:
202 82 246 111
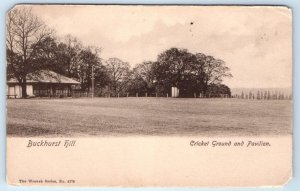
55 34 82 78
249 91 253 99
207 84 231 97
267 91 271 100
105 58 130 96
6 7 53 98
155 48 197 97
192 53 207 94
93 64 110 90
29 36 58 71
78 47 102 92
128 61 157 96
256 91 260 100
153 48 232 97
201 56 233 95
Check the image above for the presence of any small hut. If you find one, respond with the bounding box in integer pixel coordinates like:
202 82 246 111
171 87 179 97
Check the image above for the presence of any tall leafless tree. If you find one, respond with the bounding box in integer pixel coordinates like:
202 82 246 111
6 6 53 98
105 58 130 95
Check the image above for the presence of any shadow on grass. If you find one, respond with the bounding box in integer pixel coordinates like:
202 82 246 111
7 124 71 137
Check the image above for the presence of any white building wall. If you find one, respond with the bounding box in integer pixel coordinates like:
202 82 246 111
26 85 33 96
15 85 22 98
6 84 33 98
8 86 15 95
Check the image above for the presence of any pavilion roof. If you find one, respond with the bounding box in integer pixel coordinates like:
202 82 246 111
7 70 80 84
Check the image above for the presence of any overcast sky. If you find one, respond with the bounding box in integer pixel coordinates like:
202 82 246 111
22 5 292 88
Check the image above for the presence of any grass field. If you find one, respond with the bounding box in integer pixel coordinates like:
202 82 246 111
6 98 292 137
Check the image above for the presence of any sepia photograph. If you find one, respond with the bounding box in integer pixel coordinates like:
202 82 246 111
6 5 292 187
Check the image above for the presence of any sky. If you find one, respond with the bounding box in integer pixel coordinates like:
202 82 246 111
17 5 292 88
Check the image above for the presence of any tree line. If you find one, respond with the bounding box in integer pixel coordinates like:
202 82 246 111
233 91 292 100
6 7 232 98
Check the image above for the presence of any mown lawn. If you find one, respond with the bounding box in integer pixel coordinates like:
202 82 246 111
6 98 292 137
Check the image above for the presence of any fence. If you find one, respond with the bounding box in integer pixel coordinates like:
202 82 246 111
71 91 94 98
70 90 292 100
70 91 231 98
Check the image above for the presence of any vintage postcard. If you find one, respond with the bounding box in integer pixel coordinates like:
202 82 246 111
6 5 292 187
